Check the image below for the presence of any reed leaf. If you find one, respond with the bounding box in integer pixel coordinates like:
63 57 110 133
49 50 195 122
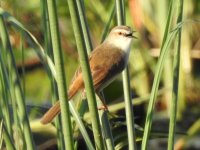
141 24 181 150
115 0 137 149
46 0 74 149
167 0 184 149
0 14 35 150
66 0 105 149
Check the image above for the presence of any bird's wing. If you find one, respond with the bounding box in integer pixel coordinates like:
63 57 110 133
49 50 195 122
69 48 110 93
40 101 60 124
41 46 109 124
89 50 109 90
67 66 84 99
90 64 108 90
70 66 82 83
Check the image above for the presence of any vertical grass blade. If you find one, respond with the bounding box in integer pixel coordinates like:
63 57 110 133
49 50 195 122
0 52 12 135
141 30 179 150
76 0 93 53
69 102 95 150
0 121 2 149
141 1 177 149
76 1 115 149
100 109 115 150
122 67 137 150
160 0 176 50
66 0 104 149
1 122 15 150
46 0 74 149
97 92 114 150
0 15 35 150
101 4 115 42
167 0 184 149
40 0 65 149
116 0 125 24
115 0 137 150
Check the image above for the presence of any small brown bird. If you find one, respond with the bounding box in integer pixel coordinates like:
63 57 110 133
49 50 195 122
41 25 135 124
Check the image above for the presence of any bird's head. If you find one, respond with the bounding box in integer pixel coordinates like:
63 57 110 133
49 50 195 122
106 26 136 52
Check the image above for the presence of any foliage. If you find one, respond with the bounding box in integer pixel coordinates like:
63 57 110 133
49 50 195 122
0 0 200 149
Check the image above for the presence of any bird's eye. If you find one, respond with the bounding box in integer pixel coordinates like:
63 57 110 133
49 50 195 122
119 32 122 35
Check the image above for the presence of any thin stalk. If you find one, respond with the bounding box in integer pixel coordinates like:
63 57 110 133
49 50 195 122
40 0 65 149
116 0 137 150
122 68 137 150
66 0 104 149
46 0 74 149
69 102 95 150
0 15 35 150
160 0 176 50
20 33 26 97
2 122 16 150
76 0 115 149
76 0 93 54
116 0 125 25
161 1 174 116
0 120 2 149
141 1 176 149
0 52 12 135
167 0 183 149
99 108 115 150
97 92 114 150
100 112 114 150
101 3 115 42
141 30 179 150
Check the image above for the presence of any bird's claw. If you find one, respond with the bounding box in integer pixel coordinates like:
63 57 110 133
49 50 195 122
98 105 108 111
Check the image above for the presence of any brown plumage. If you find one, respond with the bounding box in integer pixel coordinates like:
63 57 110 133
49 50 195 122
41 26 134 124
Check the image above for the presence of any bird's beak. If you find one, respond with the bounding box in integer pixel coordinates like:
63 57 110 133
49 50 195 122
127 31 137 39
131 31 137 39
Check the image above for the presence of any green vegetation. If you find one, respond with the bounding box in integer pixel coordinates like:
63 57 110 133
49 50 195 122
0 0 200 149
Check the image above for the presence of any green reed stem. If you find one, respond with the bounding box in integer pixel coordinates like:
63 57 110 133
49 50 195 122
69 102 95 150
101 3 115 42
0 15 35 150
40 0 65 149
76 1 115 149
46 0 74 149
66 0 104 149
160 0 176 50
97 92 114 150
0 54 12 135
1 122 16 150
76 0 93 53
99 108 115 150
141 30 179 150
116 0 137 150
167 0 183 149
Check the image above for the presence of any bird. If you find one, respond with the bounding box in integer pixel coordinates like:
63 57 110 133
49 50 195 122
41 25 136 124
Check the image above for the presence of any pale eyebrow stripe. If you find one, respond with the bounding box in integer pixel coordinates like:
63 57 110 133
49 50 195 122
113 29 129 33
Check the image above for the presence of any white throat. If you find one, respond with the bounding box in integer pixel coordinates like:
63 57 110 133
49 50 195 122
106 32 133 51
107 37 132 54
116 38 132 52
105 37 132 67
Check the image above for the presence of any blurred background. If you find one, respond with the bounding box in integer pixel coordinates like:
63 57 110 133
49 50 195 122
0 0 200 149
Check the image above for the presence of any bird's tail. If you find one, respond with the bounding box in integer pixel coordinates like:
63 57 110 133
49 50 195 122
40 101 60 124
40 84 81 124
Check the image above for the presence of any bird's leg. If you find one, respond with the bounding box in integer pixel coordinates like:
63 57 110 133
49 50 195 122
81 89 108 110
97 91 108 111
81 89 86 99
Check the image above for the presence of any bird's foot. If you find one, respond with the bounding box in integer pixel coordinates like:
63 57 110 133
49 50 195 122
81 89 86 99
98 105 108 111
